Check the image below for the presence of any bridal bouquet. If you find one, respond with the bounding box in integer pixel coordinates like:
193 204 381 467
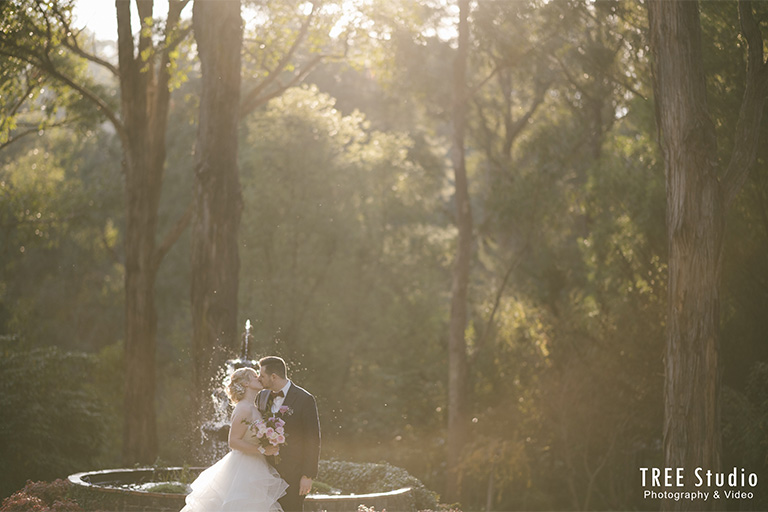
246 408 290 462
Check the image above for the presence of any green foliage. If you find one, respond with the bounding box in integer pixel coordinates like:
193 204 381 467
242 0 345 77
0 0 113 149
141 482 188 494
722 363 768 512
0 347 107 499
0 127 123 351
318 460 438 511
240 84 451 448
86 341 125 466
310 479 334 494
430 1 666 508
0 1 766 510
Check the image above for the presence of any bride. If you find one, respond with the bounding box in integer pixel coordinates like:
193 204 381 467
182 367 288 511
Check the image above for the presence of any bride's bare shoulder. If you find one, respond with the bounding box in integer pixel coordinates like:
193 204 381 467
231 401 261 422
230 401 252 421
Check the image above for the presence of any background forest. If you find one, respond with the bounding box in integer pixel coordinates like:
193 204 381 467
2 1 768 511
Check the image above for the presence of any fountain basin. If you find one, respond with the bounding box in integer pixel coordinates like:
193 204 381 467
68 467 415 511
305 487 414 512
68 467 197 511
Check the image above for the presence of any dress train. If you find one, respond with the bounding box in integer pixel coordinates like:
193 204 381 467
181 450 287 512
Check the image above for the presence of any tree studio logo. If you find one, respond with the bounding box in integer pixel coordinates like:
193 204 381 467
640 467 758 504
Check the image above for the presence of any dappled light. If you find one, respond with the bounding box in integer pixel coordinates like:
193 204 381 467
2 0 768 511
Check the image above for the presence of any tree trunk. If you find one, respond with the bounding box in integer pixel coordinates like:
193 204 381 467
122 145 162 464
117 0 180 464
191 0 243 401
649 4 723 507
1 0 189 465
648 1 768 509
446 0 472 503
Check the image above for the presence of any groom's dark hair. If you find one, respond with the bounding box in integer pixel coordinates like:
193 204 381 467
258 356 287 379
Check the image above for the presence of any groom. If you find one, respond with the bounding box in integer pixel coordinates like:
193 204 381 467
257 356 321 512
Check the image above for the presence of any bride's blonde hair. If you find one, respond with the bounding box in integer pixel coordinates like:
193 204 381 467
226 367 256 404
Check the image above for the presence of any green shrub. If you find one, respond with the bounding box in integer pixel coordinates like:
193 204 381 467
0 347 107 498
310 480 334 494
318 460 438 510
142 482 188 494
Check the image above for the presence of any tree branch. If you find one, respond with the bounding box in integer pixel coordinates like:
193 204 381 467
504 81 550 156
46 0 120 77
722 0 768 207
472 96 506 173
552 53 595 103
154 0 191 120
61 38 120 77
240 52 341 117
154 201 194 270
466 46 537 100
7 79 37 119
0 43 126 148
36 50 128 148
0 127 39 152
240 2 317 116
0 115 87 152
475 240 530 352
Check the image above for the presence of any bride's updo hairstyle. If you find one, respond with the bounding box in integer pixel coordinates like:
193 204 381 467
226 367 255 405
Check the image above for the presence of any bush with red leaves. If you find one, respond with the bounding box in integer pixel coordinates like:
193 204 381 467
0 480 82 512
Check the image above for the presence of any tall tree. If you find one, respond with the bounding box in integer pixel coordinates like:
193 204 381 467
190 0 243 409
0 0 192 464
116 0 192 464
446 0 472 502
647 1 768 509
187 0 350 399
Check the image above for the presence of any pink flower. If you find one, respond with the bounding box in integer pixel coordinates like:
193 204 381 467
276 434 285 444
279 405 290 414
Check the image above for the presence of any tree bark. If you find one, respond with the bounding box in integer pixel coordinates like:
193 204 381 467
117 0 185 464
446 0 472 503
0 0 189 465
647 1 768 509
191 0 243 402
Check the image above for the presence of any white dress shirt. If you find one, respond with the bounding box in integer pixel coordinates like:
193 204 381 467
271 380 292 413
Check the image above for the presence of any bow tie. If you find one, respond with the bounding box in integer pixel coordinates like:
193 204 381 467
271 390 284 398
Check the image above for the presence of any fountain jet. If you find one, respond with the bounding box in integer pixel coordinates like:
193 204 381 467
199 319 259 460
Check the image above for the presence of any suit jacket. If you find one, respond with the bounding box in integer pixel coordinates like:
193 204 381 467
258 382 321 483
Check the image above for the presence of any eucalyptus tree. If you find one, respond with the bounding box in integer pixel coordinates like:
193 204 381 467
189 0 243 411
187 0 353 412
439 0 665 508
339 0 563 502
647 1 768 509
0 0 193 464
495 3 663 510
445 0 472 502
444 0 569 502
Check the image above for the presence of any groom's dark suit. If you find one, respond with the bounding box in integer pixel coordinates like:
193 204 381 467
258 382 320 512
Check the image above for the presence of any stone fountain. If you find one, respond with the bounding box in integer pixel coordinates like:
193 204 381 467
67 321 419 511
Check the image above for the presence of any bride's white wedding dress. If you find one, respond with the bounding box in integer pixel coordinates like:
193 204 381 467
181 408 288 512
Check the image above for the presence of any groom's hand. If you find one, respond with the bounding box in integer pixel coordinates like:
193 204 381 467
299 476 312 495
